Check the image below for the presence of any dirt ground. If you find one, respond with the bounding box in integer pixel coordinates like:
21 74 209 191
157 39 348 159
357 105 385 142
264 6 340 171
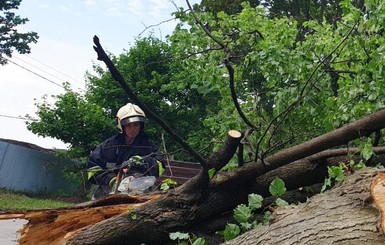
0 219 27 245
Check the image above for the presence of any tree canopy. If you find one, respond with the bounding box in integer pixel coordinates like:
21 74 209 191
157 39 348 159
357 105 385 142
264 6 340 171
27 0 385 166
0 0 38 65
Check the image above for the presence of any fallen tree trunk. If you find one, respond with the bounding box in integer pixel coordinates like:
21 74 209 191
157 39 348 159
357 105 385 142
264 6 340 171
64 110 385 244
224 168 385 245
2 110 385 244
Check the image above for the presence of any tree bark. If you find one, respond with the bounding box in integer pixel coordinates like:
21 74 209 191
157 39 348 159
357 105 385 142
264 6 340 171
224 168 385 245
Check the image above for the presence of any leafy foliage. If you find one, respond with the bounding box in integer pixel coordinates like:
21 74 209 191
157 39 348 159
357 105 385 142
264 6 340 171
27 84 115 157
262 0 344 24
199 0 261 15
321 165 346 193
169 231 206 245
0 0 38 64
169 1 385 160
28 1 385 167
223 177 287 241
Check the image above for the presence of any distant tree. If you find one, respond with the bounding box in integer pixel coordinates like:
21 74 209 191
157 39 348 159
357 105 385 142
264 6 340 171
263 0 343 23
0 0 38 65
26 85 115 158
199 0 260 15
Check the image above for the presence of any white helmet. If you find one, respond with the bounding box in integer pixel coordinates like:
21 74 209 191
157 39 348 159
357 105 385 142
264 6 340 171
116 103 146 133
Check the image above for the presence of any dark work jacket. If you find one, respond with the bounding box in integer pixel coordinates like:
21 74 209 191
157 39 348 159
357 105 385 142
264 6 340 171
87 131 159 185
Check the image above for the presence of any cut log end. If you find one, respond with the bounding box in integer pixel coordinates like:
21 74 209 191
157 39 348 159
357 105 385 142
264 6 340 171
370 172 385 234
228 130 241 139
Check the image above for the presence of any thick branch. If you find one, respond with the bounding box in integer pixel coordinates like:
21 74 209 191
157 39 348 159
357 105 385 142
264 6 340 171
224 58 258 129
219 108 385 183
206 130 242 171
255 148 385 197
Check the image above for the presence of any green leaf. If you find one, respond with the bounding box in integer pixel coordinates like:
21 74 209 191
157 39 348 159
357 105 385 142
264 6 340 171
361 142 373 161
248 193 263 210
192 237 206 245
161 178 177 191
169 232 190 241
274 197 289 207
354 160 366 170
208 168 216 179
321 177 331 193
269 177 286 196
233 204 252 223
328 166 344 182
223 223 241 241
262 211 272 225
240 222 253 231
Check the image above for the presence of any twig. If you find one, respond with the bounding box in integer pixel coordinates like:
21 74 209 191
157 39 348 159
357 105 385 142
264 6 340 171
137 17 177 37
161 133 173 177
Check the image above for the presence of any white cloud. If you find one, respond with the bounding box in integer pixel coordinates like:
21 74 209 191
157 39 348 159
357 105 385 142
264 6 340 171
126 0 144 14
36 3 49 9
84 0 96 6
59 4 72 13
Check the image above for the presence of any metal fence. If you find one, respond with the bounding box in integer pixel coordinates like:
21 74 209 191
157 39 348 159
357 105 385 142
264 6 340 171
0 139 80 195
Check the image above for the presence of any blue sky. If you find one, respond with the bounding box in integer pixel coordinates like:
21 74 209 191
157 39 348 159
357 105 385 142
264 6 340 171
0 0 199 149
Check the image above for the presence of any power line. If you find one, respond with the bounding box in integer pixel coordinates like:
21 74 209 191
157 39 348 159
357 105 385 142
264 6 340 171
12 55 79 87
0 114 37 121
16 54 85 87
4 57 66 89
4 57 85 92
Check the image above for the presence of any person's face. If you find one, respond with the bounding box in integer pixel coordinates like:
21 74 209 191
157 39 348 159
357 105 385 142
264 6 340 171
123 122 141 138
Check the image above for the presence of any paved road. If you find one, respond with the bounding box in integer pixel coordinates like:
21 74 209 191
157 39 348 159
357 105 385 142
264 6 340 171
0 219 27 245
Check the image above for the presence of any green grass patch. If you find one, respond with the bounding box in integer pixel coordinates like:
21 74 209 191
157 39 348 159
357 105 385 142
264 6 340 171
0 189 75 210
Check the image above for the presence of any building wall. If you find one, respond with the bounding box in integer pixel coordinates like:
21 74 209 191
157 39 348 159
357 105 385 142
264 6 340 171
0 140 79 195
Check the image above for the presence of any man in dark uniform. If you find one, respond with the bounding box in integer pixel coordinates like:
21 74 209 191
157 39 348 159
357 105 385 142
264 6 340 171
87 103 163 199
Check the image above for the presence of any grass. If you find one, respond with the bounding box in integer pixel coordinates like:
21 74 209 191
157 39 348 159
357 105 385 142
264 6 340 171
0 189 75 210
